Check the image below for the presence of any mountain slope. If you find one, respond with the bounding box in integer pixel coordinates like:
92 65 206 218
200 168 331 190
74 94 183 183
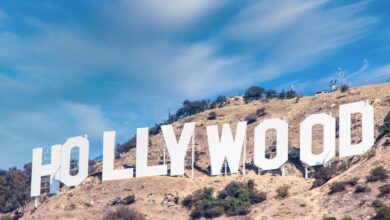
23 82 390 220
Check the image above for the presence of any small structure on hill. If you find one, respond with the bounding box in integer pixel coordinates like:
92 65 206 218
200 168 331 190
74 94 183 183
226 96 244 106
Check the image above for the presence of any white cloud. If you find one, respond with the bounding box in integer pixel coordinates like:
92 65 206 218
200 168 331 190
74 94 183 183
351 59 369 76
349 63 390 86
103 0 230 33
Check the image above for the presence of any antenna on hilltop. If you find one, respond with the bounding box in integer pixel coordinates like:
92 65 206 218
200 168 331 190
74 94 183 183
337 67 346 87
329 67 347 92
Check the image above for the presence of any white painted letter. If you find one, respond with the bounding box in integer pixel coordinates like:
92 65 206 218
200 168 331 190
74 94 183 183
161 122 196 176
300 113 335 166
103 131 134 181
254 118 288 170
339 101 374 157
207 122 247 175
60 136 89 187
136 127 168 177
31 145 61 197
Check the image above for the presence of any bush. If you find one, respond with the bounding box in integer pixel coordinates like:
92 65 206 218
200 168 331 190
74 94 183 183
256 107 267 117
207 112 217 120
265 90 278 99
312 166 334 188
245 114 257 124
341 216 354 220
354 184 368 193
249 191 266 204
244 86 264 102
247 179 255 190
103 207 145 220
0 164 31 213
379 184 390 197
345 177 359 186
340 85 349 92
329 181 347 194
322 216 336 220
374 205 390 220
380 111 390 135
285 89 298 99
124 194 136 205
276 185 290 198
204 206 224 218
210 96 226 109
183 180 266 219
372 199 384 208
190 208 203 219
176 100 209 119
367 166 389 182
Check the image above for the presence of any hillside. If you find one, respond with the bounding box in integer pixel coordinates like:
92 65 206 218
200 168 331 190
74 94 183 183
19 82 390 219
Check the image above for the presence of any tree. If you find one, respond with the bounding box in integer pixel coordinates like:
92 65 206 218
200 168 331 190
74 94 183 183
0 164 31 214
210 96 226 109
285 89 298 99
278 90 286 99
244 86 265 103
176 100 209 118
265 90 278 99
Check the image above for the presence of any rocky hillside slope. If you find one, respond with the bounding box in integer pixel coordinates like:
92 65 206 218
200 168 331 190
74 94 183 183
22 82 390 220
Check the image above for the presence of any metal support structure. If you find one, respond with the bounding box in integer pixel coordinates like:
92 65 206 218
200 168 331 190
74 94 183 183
304 164 308 179
163 148 166 165
224 160 227 175
281 165 285 176
242 133 246 175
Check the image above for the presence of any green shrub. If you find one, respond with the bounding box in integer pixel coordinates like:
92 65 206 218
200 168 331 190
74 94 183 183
340 85 349 92
249 191 266 204
345 177 359 186
367 166 389 182
247 179 255 190
285 89 298 99
204 206 224 218
256 107 266 117
374 205 390 220
190 208 203 219
312 166 334 188
341 216 354 220
210 96 226 109
276 185 290 198
329 181 347 194
379 184 390 197
183 181 266 219
245 114 257 124
265 90 278 99
124 194 135 205
322 216 336 220
244 86 264 103
207 111 217 120
103 207 145 220
354 184 368 193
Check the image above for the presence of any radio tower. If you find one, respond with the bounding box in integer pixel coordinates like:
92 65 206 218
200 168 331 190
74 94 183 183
329 67 347 92
337 67 346 88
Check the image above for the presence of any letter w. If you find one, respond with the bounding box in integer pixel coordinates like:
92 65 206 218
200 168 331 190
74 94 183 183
206 122 247 176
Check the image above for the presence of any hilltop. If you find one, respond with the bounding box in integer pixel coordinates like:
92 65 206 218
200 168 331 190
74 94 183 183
8 82 390 220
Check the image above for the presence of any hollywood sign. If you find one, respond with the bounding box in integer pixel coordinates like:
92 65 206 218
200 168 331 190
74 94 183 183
31 101 374 197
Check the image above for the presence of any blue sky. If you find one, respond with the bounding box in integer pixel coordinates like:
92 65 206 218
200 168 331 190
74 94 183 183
0 0 389 169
